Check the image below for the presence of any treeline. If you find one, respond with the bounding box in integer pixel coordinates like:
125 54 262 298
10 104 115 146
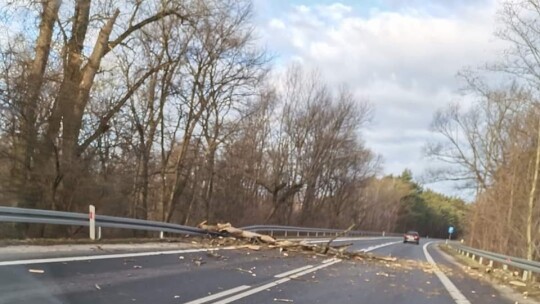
0 0 462 238
364 170 467 239
428 0 540 260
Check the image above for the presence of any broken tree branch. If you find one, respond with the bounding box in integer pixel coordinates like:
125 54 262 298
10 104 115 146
323 223 355 254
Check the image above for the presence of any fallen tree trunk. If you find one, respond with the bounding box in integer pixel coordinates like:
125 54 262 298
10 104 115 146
198 221 278 244
197 221 397 262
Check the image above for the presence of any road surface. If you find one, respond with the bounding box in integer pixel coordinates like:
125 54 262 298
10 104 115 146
0 237 517 304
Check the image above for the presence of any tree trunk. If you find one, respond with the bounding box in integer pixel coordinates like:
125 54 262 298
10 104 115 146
138 153 149 220
505 165 516 250
264 184 282 223
526 119 540 261
21 0 61 201
300 178 317 224
204 146 217 222
14 2 61 235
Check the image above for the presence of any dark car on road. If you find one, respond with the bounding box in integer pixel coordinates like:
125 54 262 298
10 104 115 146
403 231 420 244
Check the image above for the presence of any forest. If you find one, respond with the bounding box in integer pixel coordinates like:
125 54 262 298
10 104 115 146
0 0 464 240
427 0 540 261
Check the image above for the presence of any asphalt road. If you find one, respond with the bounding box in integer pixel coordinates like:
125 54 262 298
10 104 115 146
0 237 517 304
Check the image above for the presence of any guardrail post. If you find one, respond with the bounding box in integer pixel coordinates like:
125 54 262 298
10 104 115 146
465 252 469 258
522 270 530 281
472 254 476 261
488 260 493 267
503 264 508 271
297 231 300 237
89 205 96 240
307 232 310 237
160 231 164 239
478 257 483 265
323 232 326 237
284 231 288 237
315 231 318 237
97 226 102 240
382 231 385 237
270 230 274 237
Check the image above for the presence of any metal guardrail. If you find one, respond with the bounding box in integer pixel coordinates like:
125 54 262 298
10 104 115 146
450 243 540 280
241 225 401 238
0 206 212 238
0 206 398 240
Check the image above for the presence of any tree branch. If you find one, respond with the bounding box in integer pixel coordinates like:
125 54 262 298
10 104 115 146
77 63 168 155
106 9 191 56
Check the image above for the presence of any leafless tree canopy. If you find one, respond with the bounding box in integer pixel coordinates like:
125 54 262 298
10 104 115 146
0 0 465 239
427 0 540 260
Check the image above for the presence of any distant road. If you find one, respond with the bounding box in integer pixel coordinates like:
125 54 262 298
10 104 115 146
0 238 514 304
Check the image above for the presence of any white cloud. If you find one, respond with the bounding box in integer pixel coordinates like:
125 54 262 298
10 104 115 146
268 18 286 29
316 3 353 20
295 5 311 14
257 1 506 194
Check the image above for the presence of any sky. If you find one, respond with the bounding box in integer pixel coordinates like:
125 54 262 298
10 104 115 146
252 0 506 197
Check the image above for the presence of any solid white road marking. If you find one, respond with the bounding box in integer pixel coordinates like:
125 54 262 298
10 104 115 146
211 259 342 304
288 260 340 278
359 240 402 252
211 278 290 304
183 285 251 304
423 242 471 304
321 257 338 263
0 247 237 267
274 265 314 278
304 237 394 244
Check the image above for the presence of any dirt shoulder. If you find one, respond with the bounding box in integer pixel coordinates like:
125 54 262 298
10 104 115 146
438 244 540 303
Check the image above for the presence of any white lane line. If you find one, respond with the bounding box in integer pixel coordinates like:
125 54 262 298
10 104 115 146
274 265 314 278
183 285 251 304
289 260 341 278
359 240 402 253
212 277 291 304
423 242 471 304
0 246 236 266
212 259 342 304
322 257 338 263
305 237 393 244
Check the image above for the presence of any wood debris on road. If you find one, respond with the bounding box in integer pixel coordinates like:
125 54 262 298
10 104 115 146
239 244 261 251
273 298 294 302
193 257 206 266
236 267 256 276
197 221 401 264
509 280 527 287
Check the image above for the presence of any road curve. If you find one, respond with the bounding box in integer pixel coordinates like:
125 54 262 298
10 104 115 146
0 237 515 304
